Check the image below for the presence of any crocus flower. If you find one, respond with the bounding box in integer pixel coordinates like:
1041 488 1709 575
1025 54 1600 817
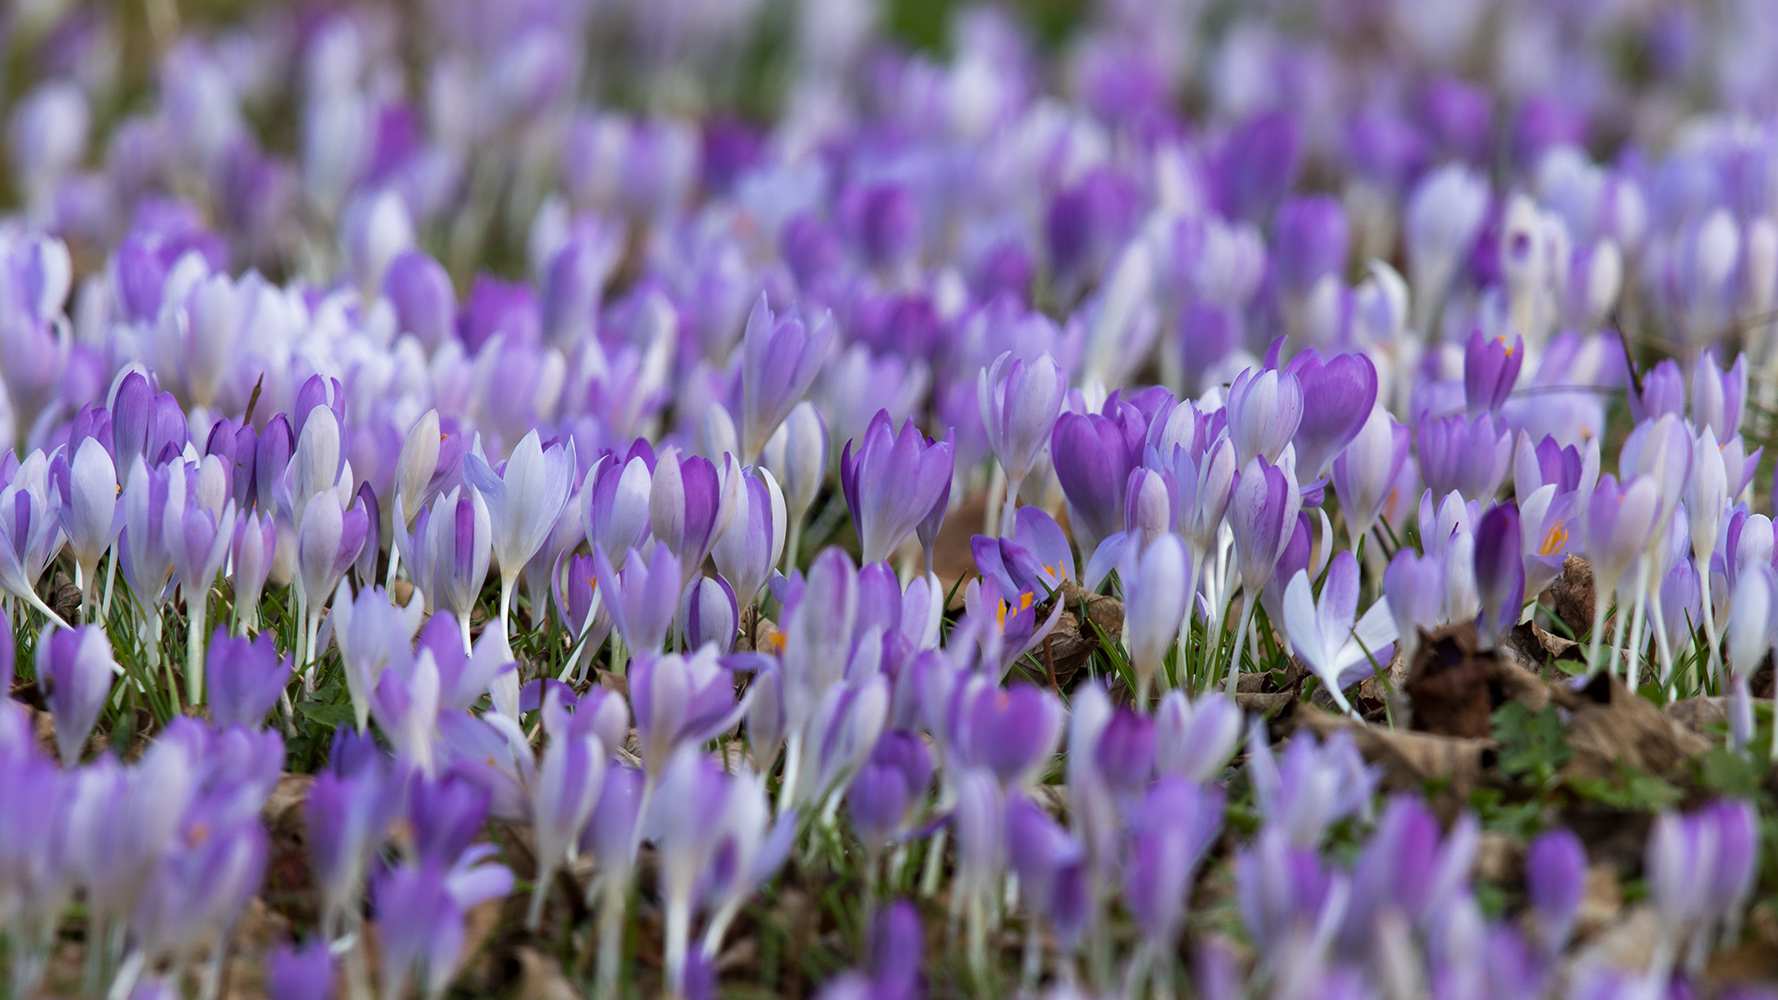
372 849 513 1000
205 627 291 729
972 505 1075 601
593 541 681 663
979 349 1067 526
711 466 787 605
39 624 117 764
167 464 236 703
1416 411 1511 502
1284 349 1377 479
0 455 66 625
1154 690 1243 783
1124 776 1224 957
848 730 932 849
1226 365 1304 468
1227 454 1301 688
1332 408 1409 551
1463 330 1523 416
1120 533 1190 702
331 584 424 730
1692 350 1747 442
463 429 574 633
1582 473 1661 671
1249 723 1377 847
267 939 334 1000
1050 401 1144 560
631 645 750 780
397 487 490 653
680 575 739 652
841 410 955 565
231 509 277 633
526 690 607 928
761 400 828 569
1525 827 1586 955
264 939 332 1000
741 294 834 463
954 682 1064 789
56 436 121 613
580 445 655 561
1473 502 1526 643
650 448 741 584
295 491 369 663
1282 551 1398 714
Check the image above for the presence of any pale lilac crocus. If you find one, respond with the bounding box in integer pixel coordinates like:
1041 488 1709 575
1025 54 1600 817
650 448 741 585
1416 412 1511 502
39 624 117 764
711 466 786 605
979 349 1067 532
1284 349 1377 480
231 509 276 634
463 430 574 635
1121 533 1190 703
1332 408 1409 552
1282 551 1398 715
741 294 834 464
397 487 490 654
1583 474 1661 676
526 689 607 929
1463 330 1523 416
331 584 424 731
1226 365 1303 468
592 541 682 665
294 491 368 670
205 628 291 730
1473 502 1526 644
166 462 236 705
841 410 955 566
1226 454 1300 692
56 436 122 615
761 400 828 571
0 453 67 626
580 446 654 561
1154 689 1243 783
680 576 739 652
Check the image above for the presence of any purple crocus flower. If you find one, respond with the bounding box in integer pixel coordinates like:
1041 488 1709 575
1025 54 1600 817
383 249 456 350
1474 502 1527 644
1692 350 1747 442
712 467 786 605
372 849 514 1000
580 445 655 561
841 410 955 566
1416 411 1512 502
39 624 116 764
741 294 834 463
205 627 290 729
979 349 1067 527
954 682 1064 789
1630 358 1686 424
847 729 933 849
1525 827 1586 955
56 436 121 612
526 691 607 928
1095 707 1156 795
1050 399 1145 561
1003 794 1091 962
631 646 749 780
1124 776 1224 954
1272 195 1349 297
1283 551 1399 714
267 939 333 1000
1383 549 1445 664
1582 473 1661 668
1463 329 1524 416
592 541 681 662
1226 365 1304 469
1228 455 1301 682
332 584 425 730
0 456 66 625
1154 690 1243 783
231 509 276 633
971 505 1075 601
397 486 490 652
296 491 370 657
1332 408 1409 551
650 448 741 585
1284 350 1378 479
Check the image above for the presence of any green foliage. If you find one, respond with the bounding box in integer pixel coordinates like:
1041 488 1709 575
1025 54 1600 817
1491 701 1572 790
1567 760 1683 813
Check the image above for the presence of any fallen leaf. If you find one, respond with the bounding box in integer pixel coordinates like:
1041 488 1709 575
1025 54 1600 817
1550 556 1596 641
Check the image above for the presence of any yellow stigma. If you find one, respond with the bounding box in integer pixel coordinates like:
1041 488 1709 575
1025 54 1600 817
1540 521 1568 556
996 598 1008 631
1498 337 1515 357
768 631 787 654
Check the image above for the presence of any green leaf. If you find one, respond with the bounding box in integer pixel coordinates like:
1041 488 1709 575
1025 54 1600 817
1568 760 1683 812
1698 746 1767 801
297 701 356 728
1491 701 1572 788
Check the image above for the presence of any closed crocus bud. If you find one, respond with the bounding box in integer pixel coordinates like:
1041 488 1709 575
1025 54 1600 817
383 250 455 351
1096 707 1156 794
581 446 655 560
1230 455 1301 603
207 627 291 729
1050 402 1145 561
680 575 740 652
1226 366 1304 468
979 349 1067 512
1726 563 1772 687
712 467 787 606
1120 533 1190 703
59 436 121 609
1125 776 1224 951
1473 502 1526 644
741 294 834 464
232 509 277 633
763 400 829 538
848 729 933 848
1384 548 1444 665
840 410 955 566
39 624 117 764
1284 349 1378 480
1463 330 1523 416
1525 828 1586 955
1124 466 1174 553
1332 409 1408 550
464 430 575 633
1583 473 1660 609
527 693 607 929
650 449 741 585
1415 412 1512 502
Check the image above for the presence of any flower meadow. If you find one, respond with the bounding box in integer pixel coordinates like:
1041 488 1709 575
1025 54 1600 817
9 0 1778 999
